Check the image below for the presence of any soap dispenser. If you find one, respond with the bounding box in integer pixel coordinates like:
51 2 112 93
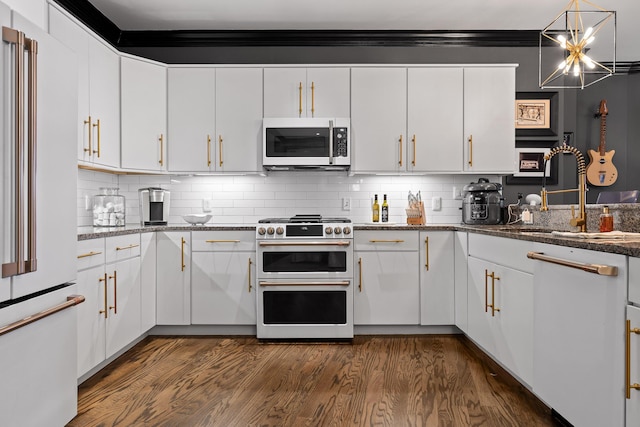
599 206 614 232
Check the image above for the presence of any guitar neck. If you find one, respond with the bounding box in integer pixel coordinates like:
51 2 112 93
599 114 607 156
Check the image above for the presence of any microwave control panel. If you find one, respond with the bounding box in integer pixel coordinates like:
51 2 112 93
333 127 348 157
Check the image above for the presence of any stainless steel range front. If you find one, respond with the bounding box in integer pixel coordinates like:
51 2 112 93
256 215 353 340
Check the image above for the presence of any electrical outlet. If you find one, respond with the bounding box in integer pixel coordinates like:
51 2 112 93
85 194 92 211
202 199 214 213
453 186 463 200
342 197 351 211
431 196 442 211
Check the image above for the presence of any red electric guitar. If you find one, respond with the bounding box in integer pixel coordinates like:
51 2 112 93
586 100 618 186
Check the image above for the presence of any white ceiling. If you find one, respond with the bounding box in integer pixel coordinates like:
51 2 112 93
87 0 639 61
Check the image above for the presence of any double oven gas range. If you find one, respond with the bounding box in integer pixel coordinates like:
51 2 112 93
256 215 353 340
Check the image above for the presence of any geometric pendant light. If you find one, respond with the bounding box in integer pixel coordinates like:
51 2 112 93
539 0 616 89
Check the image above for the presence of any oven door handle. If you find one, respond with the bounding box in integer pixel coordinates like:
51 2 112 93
259 281 351 287
258 241 351 247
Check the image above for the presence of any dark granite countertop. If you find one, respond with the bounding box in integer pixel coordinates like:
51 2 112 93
78 223 640 257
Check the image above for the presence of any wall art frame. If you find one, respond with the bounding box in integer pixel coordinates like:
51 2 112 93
515 91 558 136
506 142 558 185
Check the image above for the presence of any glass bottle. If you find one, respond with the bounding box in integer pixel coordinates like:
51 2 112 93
93 187 126 227
372 195 380 222
381 194 389 222
599 205 613 232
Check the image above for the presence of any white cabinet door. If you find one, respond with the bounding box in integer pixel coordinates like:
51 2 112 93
76 265 106 378
167 67 215 172
454 231 468 332
628 305 640 426
140 232 157 333
532 243 626 427
354 251 420 325
191 252 256 324
351 68 407 173
466 256 496 354
121 57 167 171
419 231 455 325
463 67 515 173
215 68 263 172
105 256 141 358
48 7 120 168
87 36 120 168
408 68 463 172
305 67 350 118
156 232 191 325
264 67 307 118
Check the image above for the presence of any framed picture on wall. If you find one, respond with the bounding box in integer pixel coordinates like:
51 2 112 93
506 143 558 185
515 92 558 136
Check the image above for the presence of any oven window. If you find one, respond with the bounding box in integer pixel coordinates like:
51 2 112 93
263 291 347 324
265 127 329 157
262 252 347 273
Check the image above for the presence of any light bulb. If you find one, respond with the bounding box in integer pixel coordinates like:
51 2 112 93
583 55 596 69
586 36 595 45
584 27 593 38
573 62 580 76
557 34 567 49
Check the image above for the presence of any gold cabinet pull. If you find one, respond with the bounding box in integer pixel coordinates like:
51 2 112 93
158 134 164 166
298 82 303 117
99 273 108 319
527 252 618 276
310 81 315 117
115 244 139 251
398 135 403 166
92 119 101 157
468 135 473 167
83 115 93 154
358 257 363 292
206 240 241 243
412 134 416 166
206 134 211 167
369 239 405 243
424 236 429 270
491 273 500 316
484 269 489 313
627 319 640 398
248 258 253 293
181 237 186 271
108 271 117 314
77 251 102 259
218 135 223 167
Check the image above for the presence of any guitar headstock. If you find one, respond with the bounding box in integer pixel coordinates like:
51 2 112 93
599 99 608 117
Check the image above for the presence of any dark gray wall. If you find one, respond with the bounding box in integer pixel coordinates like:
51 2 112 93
128 44 637 206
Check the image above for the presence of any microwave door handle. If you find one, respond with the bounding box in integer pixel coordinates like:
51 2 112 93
329 120 334 165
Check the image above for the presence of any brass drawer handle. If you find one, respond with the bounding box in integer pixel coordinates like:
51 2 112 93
116 244 139 251
369 239 405 243
205 240 241 243
77 251 102 259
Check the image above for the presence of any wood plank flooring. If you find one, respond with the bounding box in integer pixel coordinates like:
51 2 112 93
68 335 558 426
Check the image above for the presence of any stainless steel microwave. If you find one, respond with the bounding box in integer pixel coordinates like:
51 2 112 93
262 118 350 170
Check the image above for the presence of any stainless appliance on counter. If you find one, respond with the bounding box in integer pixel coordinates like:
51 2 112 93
263 118 350 170
462 179 503 225
256 214 354 340
139 187 170 225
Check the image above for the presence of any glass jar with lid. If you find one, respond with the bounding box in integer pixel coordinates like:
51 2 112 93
93 187 126 227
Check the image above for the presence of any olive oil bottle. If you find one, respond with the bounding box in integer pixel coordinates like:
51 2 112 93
381 194 389 222
372 195 380 222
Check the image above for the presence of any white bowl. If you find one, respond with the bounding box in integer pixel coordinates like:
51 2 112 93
182 214 212 225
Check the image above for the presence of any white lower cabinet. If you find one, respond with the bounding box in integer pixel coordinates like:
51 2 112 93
419 231 454 325
531 243 626 427
76 234 141 378
628 304 640 425
140 232 157 332
354 231 420 325
466 234 533 386
191 231 256 324
156 232 191 325
453 231 468 333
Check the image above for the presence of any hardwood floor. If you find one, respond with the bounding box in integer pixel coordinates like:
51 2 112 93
68 335 558 427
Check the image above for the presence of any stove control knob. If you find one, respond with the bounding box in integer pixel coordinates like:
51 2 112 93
343 226 351 235
276 227 284 235
334 227 342 234
267 227 275 235
325 227 333 235
257 227 266 235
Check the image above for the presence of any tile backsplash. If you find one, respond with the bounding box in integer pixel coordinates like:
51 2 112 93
78 169 501 226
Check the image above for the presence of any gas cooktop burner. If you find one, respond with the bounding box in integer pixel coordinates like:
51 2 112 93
258 215 351 224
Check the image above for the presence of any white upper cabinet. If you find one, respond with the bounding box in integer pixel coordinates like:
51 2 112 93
351 67 407 173
407 68 463 172
168 67 262 173
48 6 120 168
263 67 350 118
167 68 215 172
121 56 167 171
463 67 516 173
